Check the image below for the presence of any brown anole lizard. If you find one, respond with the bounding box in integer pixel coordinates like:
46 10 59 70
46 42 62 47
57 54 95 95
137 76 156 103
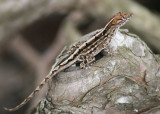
4 12 132 111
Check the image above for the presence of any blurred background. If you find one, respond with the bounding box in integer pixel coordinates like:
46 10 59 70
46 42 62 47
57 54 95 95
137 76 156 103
0 0 160 114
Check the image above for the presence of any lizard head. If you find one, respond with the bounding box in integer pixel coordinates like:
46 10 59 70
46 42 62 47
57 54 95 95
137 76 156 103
110 12 133 27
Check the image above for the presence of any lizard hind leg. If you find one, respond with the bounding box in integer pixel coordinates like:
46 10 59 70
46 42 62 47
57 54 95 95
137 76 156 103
86 55 95 65
79 55 87 69
79 55 96 69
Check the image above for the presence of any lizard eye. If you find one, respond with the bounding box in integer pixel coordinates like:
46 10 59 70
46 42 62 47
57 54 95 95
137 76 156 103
116 20 122 24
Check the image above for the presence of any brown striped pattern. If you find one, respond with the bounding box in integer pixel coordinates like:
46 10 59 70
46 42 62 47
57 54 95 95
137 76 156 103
4 12 132 111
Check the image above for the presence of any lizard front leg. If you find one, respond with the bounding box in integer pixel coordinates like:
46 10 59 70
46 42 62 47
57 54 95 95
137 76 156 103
102 44 114 57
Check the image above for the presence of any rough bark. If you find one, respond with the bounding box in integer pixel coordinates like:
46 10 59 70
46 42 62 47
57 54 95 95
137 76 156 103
33 29 160 114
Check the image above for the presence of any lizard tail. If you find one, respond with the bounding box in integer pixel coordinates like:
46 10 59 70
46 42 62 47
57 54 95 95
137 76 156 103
3 70 56 111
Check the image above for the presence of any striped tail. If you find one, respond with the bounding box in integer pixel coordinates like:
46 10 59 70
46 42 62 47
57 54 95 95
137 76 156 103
3 70 57 111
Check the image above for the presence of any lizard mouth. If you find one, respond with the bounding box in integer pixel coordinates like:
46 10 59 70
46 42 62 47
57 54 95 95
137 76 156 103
125 13 133 20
